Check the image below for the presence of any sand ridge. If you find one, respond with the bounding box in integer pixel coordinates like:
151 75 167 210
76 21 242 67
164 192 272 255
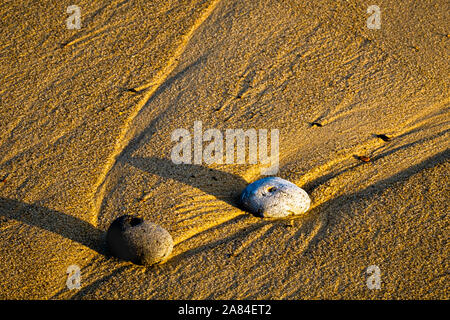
0 0 448 299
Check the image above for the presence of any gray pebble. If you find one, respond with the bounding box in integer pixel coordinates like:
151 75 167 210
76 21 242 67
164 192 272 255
106 215 173 266
240 177 311 218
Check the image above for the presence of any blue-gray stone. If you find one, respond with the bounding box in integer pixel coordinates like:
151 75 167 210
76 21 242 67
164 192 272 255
240 177 311 218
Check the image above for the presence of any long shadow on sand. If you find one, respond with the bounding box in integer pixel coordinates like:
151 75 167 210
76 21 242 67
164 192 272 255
0 198 106 255
126 156 250 208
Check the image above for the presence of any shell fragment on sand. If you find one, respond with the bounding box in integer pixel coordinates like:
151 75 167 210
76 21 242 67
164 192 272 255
106 215 174 266
240 177 311 218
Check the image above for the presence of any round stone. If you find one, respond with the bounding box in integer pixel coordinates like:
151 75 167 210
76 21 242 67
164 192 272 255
106 215 174 266
240 177 311 218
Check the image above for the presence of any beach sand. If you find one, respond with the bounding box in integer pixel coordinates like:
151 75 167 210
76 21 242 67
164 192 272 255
0 0 448 299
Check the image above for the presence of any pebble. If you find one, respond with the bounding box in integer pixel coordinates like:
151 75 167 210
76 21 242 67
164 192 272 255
240 177 311 218
106 215 173 266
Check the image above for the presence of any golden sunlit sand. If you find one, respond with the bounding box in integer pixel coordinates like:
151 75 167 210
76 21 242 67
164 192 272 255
0 0 448 299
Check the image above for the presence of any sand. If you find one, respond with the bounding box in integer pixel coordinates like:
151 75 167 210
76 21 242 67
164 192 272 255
0 0 448 299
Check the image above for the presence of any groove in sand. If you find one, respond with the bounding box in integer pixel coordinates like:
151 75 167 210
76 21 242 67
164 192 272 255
89 0 223 225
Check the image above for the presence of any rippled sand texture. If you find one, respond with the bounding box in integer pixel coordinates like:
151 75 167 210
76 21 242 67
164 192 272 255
0 0 448 299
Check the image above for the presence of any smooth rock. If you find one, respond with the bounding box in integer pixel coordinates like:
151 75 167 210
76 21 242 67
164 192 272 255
240 177 311 218
106 215 173 266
